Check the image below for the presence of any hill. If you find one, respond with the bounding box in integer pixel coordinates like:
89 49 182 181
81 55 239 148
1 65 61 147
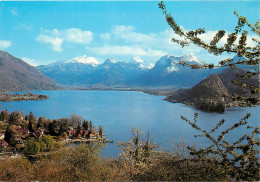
165 66 259 112
165 74 229 112
0 51 61 92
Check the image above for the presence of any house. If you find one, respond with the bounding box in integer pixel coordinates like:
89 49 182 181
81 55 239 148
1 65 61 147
32 128 44 139
89 133 97 139
0 133 5 140
35 128 44 135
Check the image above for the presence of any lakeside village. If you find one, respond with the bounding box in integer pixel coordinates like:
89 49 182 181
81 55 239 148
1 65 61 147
0 108 108 157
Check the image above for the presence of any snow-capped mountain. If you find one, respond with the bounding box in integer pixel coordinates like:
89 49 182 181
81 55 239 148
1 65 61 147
141 54 220 87
181 53 205 65
63 55 100 66
130 57 144 64
43 55 100 68
129 57 152 70
152 54 206 74
38 56 149 87
37 55 100 85
37 53 223 88
103 58 119 64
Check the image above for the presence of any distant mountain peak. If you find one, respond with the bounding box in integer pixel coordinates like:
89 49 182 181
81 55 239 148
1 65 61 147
156 55 174 66
129 57 151 70
180 53 205 65
104 58 118 64
130 57 144 64
64 55 100 66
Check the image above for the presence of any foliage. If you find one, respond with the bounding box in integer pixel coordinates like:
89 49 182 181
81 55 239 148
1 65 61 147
39 141 47 152
24 139 40 155
23 135 55 155
0 158 33 181
48 120 58 135
58 119 68 135
28 111 36 124
39 135 55 152
27 111 37 132
9 110 22 126
4 125 15 146
117 128 159 168
28 121 33 132
70 114 84 127
0 110 9 122
1 126 256 181
37 116 44 128
82 120 89 130
98 125 103 138
89 120 93 131
61 143 103 181
180 113 260 181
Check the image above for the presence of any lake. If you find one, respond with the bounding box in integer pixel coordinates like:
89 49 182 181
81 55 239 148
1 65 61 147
0 90 259 157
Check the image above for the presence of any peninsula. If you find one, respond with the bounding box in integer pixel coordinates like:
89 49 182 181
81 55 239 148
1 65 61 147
0 92 49 102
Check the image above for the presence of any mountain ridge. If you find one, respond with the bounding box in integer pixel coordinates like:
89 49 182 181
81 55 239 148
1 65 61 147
0 51 61 92
38 53 217 88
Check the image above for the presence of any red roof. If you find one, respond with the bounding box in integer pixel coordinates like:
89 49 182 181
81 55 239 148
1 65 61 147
34 128 44 134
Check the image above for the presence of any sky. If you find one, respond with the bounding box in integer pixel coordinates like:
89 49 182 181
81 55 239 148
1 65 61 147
0 1 259 66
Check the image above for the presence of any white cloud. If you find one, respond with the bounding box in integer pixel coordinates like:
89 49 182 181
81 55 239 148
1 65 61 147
111 25 157 44
22 57 56 66
96 25 257 64
104 26 195 56
36 34 64 52
16 23 32 31
63 28 93 44
0 40 12 49
36 28 93 52
89 45 167 57
22 57 40 66
100 33 111 41
90 45 145 56
42 28 93 44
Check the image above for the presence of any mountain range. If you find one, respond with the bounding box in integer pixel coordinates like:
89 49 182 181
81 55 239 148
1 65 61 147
0 51 60 92
1 50 257 93
38 53 224 88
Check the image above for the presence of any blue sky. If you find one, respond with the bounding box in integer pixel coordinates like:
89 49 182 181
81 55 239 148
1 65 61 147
0 1 259 66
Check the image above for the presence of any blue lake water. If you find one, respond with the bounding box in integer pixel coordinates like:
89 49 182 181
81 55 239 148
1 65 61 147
0 90 259 157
